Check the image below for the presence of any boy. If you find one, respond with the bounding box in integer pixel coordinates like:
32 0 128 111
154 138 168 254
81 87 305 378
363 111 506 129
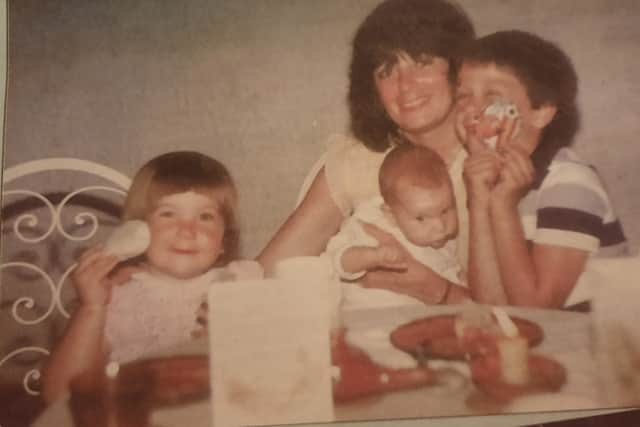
456 30 628 308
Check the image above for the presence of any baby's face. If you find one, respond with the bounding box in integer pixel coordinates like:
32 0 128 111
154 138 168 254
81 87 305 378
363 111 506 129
388 184 457 248
145 190 225 279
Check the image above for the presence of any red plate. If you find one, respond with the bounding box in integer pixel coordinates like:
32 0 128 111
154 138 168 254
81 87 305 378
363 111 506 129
390 314 544 361
469 353 567 403
122 355 211 406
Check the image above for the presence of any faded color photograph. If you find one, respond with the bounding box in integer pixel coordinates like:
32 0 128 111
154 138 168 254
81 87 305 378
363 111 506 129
1 1 639 426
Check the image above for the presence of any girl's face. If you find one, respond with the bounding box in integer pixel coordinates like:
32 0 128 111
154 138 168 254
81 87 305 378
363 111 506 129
454 63 554 154
374 52 454 140
145 190 225 279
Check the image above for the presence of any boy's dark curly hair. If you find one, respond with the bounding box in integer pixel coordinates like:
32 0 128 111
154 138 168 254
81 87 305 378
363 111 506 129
349 0 475 152
459 30 580 174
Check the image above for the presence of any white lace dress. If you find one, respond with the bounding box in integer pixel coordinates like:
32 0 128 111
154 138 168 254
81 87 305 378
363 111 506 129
104 261 262 363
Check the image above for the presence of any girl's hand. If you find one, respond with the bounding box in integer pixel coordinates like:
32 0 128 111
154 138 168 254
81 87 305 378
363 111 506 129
71 246 121 307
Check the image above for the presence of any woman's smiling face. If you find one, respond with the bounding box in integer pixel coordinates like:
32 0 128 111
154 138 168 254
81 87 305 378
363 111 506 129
374 52 455 139
145 190 225 279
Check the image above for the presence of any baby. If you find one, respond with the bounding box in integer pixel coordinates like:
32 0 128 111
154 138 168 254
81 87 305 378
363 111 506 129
325 145 465 369
327 144 464 309
42 151 262 403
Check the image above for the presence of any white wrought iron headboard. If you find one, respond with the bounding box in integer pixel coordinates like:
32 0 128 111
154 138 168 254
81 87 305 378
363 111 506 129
0 158 131 400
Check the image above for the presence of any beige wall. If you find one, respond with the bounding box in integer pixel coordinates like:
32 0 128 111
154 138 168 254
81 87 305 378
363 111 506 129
4 0 640 257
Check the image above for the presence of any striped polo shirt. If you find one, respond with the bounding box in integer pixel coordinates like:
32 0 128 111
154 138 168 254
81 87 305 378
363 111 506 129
519 148 628 257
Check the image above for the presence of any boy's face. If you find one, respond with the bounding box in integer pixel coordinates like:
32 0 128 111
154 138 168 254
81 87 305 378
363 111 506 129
454 63 551 154
386 183 458 249
145 190 225 279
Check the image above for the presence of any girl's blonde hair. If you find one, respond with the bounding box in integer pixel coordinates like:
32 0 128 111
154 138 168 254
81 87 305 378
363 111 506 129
123 151 239 264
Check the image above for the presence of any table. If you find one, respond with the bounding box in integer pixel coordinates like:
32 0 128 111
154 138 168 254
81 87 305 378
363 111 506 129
33 304 624 427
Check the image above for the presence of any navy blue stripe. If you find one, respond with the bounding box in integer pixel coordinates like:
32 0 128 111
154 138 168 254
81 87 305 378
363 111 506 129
600 220 627 247
537 207 627 247
537 207 601 237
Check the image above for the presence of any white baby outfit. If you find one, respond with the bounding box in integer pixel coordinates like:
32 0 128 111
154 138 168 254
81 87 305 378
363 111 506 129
326 195 464 310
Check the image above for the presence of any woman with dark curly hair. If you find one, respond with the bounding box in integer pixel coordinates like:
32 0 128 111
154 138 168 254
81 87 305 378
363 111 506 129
258 0 475 305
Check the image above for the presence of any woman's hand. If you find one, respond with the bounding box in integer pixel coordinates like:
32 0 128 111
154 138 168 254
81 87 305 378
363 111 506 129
72 246 121 308
357 223 460 304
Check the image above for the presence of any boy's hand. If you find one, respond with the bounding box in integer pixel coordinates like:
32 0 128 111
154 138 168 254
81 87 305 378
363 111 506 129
462 117 508 204
493 145 535 206
72 246 121 308
463 150 504 205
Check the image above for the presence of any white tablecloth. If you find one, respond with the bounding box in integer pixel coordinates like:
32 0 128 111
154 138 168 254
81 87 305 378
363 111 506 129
33 304 626 427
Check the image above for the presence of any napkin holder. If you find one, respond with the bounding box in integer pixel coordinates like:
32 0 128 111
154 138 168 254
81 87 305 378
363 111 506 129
207 276 335 427
590 254 640 407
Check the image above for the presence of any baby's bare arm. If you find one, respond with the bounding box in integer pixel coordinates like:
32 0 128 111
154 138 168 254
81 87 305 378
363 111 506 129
341 245 406 274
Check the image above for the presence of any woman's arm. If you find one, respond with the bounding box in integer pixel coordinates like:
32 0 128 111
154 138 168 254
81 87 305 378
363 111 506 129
257 167 344 275
41 248 118 403
361 260 469 304
357 223 470 304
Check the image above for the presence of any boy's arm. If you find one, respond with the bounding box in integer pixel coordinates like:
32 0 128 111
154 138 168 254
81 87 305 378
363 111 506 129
489 146 588 307
463 138 508 305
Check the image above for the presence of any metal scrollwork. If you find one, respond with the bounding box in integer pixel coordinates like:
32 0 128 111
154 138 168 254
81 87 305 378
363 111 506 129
1 157 131 397
0 347 50 396
56 185 127 241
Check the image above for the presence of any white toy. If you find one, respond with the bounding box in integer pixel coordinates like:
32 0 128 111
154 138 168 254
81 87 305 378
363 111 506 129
104 220 151 260
477 99 520 150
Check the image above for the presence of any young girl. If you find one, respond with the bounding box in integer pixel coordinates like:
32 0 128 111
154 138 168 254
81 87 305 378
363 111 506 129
41 151 261 403
456 31 628 308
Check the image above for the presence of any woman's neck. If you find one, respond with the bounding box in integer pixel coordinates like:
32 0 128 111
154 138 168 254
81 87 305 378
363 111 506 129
401 113 461 165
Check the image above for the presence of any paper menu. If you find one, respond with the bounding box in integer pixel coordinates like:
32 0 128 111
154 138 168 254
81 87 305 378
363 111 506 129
207 278 335 427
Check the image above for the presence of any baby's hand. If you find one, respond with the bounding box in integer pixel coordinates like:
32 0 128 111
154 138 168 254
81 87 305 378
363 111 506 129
72 246 121 307
372 245 407 270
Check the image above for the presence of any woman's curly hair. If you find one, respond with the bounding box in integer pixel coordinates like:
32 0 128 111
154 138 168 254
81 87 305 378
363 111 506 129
348 0 475 152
